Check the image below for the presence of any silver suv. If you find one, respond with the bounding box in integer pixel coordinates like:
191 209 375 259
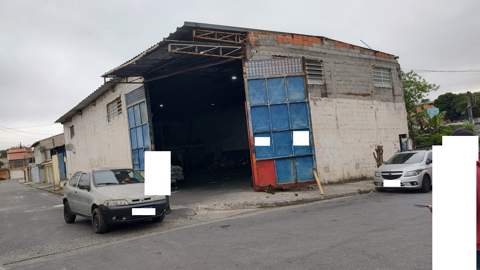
63 168 168 233
374 150 432 192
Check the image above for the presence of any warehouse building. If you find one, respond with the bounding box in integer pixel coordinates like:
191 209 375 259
57 22 408 190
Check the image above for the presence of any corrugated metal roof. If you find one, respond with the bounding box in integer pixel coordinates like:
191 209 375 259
57 21 397 124
103 21 396 78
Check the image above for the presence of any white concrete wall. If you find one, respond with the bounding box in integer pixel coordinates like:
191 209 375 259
309 98 408 183
63 82 142 178
247 32 409 183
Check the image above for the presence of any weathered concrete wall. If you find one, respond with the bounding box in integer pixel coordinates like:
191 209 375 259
247 32 408 183
63 82 141 178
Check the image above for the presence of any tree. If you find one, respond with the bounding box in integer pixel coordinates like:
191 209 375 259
402 71 439 115
402 70 439 142
434 92 480 121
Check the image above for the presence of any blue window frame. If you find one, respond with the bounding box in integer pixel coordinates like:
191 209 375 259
127 101 150 171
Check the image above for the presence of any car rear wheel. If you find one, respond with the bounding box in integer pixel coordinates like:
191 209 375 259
92 208 108 234
63 201 76 224
421 175 431 193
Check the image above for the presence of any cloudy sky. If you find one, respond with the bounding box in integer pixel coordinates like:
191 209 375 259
0 0 479 149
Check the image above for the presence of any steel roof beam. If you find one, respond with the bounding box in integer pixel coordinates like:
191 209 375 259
168 43 244 59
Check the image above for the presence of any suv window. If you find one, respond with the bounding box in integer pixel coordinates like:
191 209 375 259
78 173 90 189
69 172 81 186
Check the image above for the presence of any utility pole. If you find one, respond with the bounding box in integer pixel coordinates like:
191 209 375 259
466 91 474 124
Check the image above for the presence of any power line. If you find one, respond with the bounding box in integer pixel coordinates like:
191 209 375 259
413 69 480 73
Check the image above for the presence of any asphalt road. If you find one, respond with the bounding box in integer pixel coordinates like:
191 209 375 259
0 180 432 270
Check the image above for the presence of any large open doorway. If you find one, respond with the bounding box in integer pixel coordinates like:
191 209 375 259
146 60 251 190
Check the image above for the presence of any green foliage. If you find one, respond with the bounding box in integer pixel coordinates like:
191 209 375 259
402 70 439 115
401 70 440 148
434 92 480 121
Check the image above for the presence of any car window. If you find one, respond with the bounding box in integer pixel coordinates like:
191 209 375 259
69 172 81 186
78 173 90 188
93 169 144 186
385 152 426 165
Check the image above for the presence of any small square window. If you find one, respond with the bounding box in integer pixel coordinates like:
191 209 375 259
373 67 393 88
107 97 122 122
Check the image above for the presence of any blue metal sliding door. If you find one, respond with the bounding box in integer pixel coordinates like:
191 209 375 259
247 74 315 185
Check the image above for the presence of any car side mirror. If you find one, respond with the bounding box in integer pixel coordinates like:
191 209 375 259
426 159 432 165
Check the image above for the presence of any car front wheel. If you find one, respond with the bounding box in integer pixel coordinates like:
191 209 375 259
63 201 76 224
421 175 431 193
92 208 108 234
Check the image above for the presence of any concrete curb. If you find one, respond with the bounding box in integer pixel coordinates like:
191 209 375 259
24 182 63 196
196 187 375 211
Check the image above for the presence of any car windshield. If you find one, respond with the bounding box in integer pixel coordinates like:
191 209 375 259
385 152 426 165
93 169 144 186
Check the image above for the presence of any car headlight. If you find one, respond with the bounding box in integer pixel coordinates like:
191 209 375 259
104 199 129 207
404 170 422 177
375 171 382 177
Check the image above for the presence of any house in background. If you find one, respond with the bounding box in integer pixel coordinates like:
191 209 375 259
30 134 67 185
416 101 440 118
7 146 33 180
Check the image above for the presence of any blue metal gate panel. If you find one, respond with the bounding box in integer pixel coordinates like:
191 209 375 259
267 78 287 104
270 104 289 131
295 156 314 181
287 77 306 102
254 133 273 159
272 131 292 157
251 106 270 133
275 158 295 183
248 79 267 105
293 130 312 156
289 103 309 129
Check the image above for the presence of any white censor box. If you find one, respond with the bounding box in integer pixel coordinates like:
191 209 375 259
254 136 270 146
144 151 171 196
432 136 478 270
132 208 156 216
292 131 310 146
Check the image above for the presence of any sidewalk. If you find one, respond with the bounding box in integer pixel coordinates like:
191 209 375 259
171 179 375 211
24 181 63 195
23 179 375 211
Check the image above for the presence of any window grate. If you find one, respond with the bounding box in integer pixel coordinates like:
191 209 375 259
304 59 324 85
246 58 304 79
107 97 122 122
373 67 393 88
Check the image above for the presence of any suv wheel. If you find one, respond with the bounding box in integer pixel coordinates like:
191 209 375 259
63 201 76 224
92 208 108 234
421 175 431 193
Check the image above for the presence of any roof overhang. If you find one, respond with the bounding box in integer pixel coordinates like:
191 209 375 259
102 22 249 79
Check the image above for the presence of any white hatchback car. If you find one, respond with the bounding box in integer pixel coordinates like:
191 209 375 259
374 150 432 192
63 168 168 233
